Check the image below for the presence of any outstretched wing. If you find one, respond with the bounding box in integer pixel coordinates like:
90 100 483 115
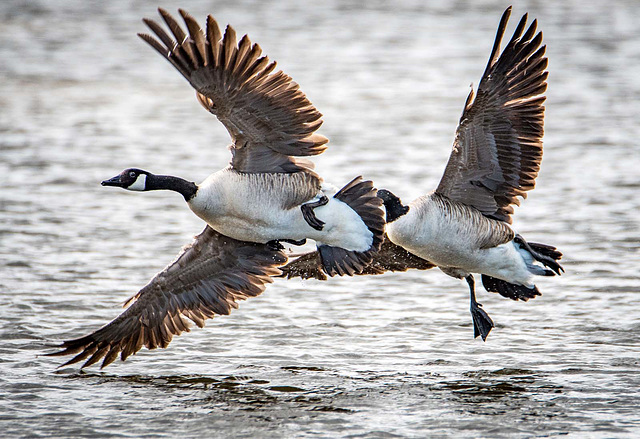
435 7 548 224
138 8 328 174
47 226 287 369
280 234 434 280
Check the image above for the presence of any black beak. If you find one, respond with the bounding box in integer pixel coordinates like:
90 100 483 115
101 175 125 187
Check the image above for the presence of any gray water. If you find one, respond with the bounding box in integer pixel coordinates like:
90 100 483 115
2 0 639 437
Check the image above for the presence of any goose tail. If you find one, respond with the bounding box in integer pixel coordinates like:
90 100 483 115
481 275 541 301
482 235 564 301
514 234 564 276
317 177 385 276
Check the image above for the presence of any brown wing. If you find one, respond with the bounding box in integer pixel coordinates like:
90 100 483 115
435 7 548 224
138 8 328 173
46 226 287 369
279 234 434 280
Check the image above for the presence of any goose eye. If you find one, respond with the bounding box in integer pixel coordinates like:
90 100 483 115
129 171 137 178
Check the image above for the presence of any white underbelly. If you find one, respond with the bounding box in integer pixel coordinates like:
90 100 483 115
203 206 304 244
388 217 532 285
188 171 372 251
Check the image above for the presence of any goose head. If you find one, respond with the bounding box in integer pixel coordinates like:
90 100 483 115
377 189 409 223
101 168 198 201
102 168 150 191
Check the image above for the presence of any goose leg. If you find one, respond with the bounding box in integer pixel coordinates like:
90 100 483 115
301 195 329 231
466 275 494 341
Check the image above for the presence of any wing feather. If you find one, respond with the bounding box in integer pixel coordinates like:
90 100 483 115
180 10 207 63
279 235 435 280
139 9 328 174
436 7 548 223
46 227 287 369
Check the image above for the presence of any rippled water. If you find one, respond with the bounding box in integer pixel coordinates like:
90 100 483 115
2 0 639 437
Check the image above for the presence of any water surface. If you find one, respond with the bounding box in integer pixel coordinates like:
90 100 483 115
1 0 639 437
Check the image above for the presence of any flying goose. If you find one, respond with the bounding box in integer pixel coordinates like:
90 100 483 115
283 7 564 341
106 9 385 276
47 9 384 369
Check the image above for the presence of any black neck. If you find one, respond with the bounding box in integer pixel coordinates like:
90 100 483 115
146 174 198 201
385 201 409 223
378 189 409 223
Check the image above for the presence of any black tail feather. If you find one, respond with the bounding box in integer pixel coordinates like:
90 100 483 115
482 275 541 301
318 245 370 277
514 235 564 275
316 177 385 277
279 235 435 280
333 176 385 251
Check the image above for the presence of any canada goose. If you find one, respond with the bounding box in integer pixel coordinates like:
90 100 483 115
47 9 384 369
101 9 386 276
283 7 564 341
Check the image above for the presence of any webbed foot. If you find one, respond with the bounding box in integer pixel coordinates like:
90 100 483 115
301 195 329 231
466 275 495 341
471 301 495 341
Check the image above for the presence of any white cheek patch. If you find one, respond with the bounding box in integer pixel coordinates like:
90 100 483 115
127 174 147 191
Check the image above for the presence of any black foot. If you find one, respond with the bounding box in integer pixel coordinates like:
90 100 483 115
466 275 495 341
301 195 329 231
471 302 495 341
281 238 307 246
267 240 285 251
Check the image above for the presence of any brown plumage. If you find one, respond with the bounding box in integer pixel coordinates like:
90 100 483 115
435 7 547 224
138 8 328 174
46 227 286 369
280 235 434 280
426 193 515 250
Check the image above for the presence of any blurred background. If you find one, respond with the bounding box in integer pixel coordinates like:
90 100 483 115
1 0 639 437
